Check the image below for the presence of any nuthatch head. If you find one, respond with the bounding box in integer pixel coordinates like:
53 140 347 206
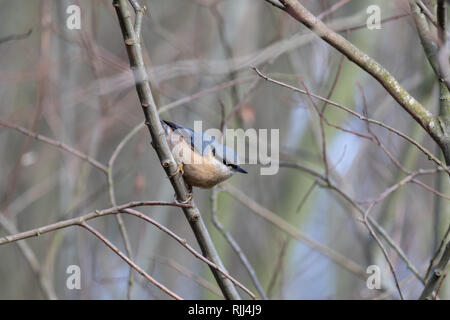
161 120 247 189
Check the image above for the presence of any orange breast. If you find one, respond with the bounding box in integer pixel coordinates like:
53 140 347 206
165 133 233 188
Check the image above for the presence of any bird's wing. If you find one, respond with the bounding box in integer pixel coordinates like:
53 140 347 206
161 120 243 169
161 120 216 157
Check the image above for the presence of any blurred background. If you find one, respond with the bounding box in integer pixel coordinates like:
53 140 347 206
0 0 449 299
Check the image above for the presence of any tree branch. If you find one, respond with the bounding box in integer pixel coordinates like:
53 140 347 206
112 0 242 299
0 200 256 299
79 221 183 300
0 119 108 174
211 187 268 299
253 68 450 175
220 183 368 279
266 0 444 144
0 214 56 299
420 240 450 299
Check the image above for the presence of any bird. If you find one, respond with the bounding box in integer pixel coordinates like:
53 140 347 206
160 120 247 199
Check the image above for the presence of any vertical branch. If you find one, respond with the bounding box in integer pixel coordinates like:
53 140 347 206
419 0 450 299
108 128 140 299
78 7 136 299
437 0 450 163
410 0 450 164
420 240 450 299
112 0 241 299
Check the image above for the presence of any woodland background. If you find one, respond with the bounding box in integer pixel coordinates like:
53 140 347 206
0 0 449 299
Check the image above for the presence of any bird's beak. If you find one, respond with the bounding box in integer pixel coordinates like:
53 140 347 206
235 166 247 174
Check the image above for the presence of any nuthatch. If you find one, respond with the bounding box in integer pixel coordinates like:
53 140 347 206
161 120 247 196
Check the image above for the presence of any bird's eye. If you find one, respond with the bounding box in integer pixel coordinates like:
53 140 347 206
222 159 237 169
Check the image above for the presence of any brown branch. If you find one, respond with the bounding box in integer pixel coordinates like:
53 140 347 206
211 188 268 299
266 236 289 298
362 216 404 299
79 221 182 300
298 78 330 179
0 119 108 174
253 67 450 176
220 183 367 279
107 124 144 299
0 200 255 298
277 161 426 285
425 223 450 280
0 214 56 299
123 208 256 299
150 255 224 298
158 76 256 114
0 29 32 45
317 0 351 21
0 201 192 245
266 0 443 145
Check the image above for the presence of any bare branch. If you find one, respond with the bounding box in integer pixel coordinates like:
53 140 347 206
253 68 450 175
0 201 192 245
0 119 108 174
266 0 443 143
220 183 367 279
0 214 56 299
80 221 182 300
0 29 32 45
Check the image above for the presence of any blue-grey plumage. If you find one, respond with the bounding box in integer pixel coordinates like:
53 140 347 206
160 120 247 189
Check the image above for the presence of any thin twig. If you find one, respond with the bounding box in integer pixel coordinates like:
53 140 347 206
158 76 256 114
415 0 439 28
0 119 108 174
266 0 444 147
420 240 450 299
425 223 450 280
253 67 450 175
266 236 289 298
211 188 268 299
362 216 404 299
220 183 367 279
0 200 255 298
79 221 182 300
317 0 351 21
0 29 32 45
277 161 425 284
123 208 257 299
108 124 144 299
0 201 192 245
151 255 223 298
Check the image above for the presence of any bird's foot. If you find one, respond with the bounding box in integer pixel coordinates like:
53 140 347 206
174 185 193 204
169 162 184 178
